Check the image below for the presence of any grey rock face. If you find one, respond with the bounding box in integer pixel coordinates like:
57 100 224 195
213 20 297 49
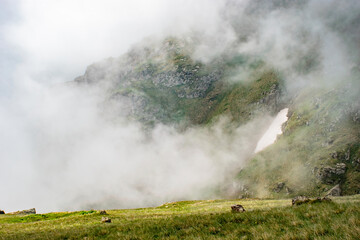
73 39 224 126
317 163 346 184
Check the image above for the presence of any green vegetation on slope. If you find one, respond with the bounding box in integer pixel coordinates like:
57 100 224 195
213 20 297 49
86 37 284 127
237 86 360 198
206 70 283 125
1 196 359 239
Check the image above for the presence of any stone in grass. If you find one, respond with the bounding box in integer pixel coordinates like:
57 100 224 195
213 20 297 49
0 210 5 214
99 210 107 215
231 204 246 213
292 196 310 206
101 217 111 223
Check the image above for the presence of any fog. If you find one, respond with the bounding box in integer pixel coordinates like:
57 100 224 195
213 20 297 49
1 0 359 212
1 82 272 212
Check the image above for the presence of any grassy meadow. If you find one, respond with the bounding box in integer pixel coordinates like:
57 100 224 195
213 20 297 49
1 195 359 239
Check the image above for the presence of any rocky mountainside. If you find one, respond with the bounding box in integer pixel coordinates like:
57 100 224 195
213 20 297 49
75 37 284 127
73 35 359 198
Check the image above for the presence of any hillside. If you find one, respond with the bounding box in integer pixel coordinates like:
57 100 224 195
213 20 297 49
72 35 360 199
75 37 284 127
237 85 360 198
1 195 359 239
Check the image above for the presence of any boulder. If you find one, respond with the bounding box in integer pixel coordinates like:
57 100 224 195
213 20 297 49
0 210 5 214
231 204 246 213
101 217 111 223
326 184 341 196
99 210 107 215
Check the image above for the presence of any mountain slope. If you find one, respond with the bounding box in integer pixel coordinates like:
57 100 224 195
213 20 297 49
74 35 359 198
237 84 360 198
75 37 284 127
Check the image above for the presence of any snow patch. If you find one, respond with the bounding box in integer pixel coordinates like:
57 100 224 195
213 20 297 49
254 108 289 153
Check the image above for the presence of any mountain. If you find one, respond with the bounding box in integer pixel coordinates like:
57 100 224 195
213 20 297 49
72 34 359 199
74 37 284 127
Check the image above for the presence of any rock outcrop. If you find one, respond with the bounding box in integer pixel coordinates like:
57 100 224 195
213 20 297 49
99 210 107 215
317 163 346 184
10 208 36 215
231 204 246 212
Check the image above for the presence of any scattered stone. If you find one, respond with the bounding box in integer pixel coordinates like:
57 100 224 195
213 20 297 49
292 196 310 206
10 208 36 215
0 210 5 214
231 204 246 213
99 210 107 215
326 184 341 196
101 217 111 223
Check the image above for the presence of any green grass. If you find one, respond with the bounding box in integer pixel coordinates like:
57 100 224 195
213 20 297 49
1 196 359 239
